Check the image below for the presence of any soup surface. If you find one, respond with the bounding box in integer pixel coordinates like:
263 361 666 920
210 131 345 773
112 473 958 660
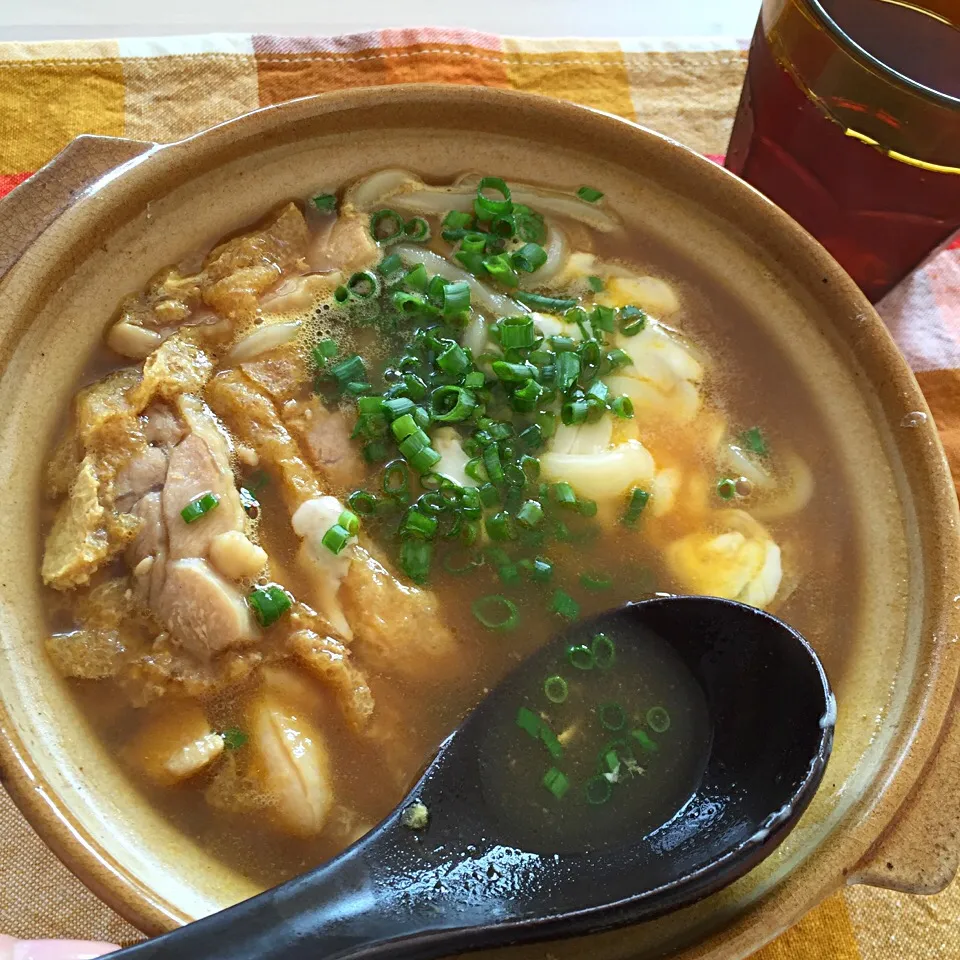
38 170 854 886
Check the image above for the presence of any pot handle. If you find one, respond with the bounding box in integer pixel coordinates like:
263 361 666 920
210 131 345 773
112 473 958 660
0 134 156 281
850 684 960 895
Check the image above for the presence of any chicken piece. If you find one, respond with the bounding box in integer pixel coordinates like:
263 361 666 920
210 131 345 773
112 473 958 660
128 492 166 606
42 457 139 589
664 510 783 610
248 686 334 836
126 703 224 786
283 397 363 494
162 432 244 560
113 446 168 512
158 558 257 658
286 605 375 731
142 403 184 449
127 338 214 412
342 545 461 682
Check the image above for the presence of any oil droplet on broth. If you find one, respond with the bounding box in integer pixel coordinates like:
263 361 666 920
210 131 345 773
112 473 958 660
477 625 711 854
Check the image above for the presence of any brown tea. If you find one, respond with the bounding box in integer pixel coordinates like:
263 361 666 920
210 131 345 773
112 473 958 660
726 0 960 302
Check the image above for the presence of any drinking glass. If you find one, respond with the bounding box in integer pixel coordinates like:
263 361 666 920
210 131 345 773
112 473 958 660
725 0 960 302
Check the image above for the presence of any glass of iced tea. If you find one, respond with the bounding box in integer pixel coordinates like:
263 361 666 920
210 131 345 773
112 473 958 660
726 0 960 302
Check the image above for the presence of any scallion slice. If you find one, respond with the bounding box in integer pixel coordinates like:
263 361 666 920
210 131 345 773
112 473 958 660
329 354 367 389
606 347 631 370
587 275 605 292
647 706 672 733
514 291 578 313
619 305 647 336
474 176 512 220
436 340 469 376
248 584 293 628
431 385 477 423
568 643 595 670
543 766 570 800
631 728 659 753
180 492 220 524
400 538 433 584
382 459 411 500
322 523 353 555
716 477 737 501
485 511 516 542
622 487 650 526
403 216 432 243
580 571 613 591
347 490 378 515
555 351 580 393
370 208 405 245
611 395 634 419
402 509 439 540
577 185 605 203
740 426 769 457
497 315 536 350
441 280 471 318
592 632 616 669
483 253 519 288
516 499 544 529
347 270 381 299
544 675 568 704
472 594 519 630
311 193 337 213
404 263 429 292
552 481 578 509
511 242 548 274
598 702 626 732
551 589 580 621
585 775 612 805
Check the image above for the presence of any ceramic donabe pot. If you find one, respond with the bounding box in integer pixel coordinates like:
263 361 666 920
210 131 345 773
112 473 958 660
0 86 958 960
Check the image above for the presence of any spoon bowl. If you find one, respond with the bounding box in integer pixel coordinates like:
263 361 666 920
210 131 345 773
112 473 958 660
109 596 833 960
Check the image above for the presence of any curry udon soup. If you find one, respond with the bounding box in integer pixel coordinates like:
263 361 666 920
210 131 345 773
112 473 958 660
39 170 848 885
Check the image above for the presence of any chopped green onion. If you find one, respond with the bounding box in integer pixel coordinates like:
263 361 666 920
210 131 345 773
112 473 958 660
539 722 563 760
646 706 672 733
443 550 484 574
552 481 578 509
511 242 548 273
528 557 553 583
436 340 469 375
498 315 537 350
568 643 595 670
329 354 367 389
221 727 248 750
489 213 516 238
483 253 519 288
543 767 570 800
474 176 512 220
619 305 647 336
334 284 349 303
180 492 220 524
338 509 360 536
378 253 403 276
248 584 293 628
347 490 378 515
485 511 516 542
577 185 605 203
481 443 504 484
347 270 381 299
577 498 598 518
631 728 659 752
311 193 337 213
510 379 545 413
364 440 389 463
516 499 544 529
585 774 613 805
606 348 631 370
492 360 536 383
551 589 580 621
555 351 580 392
611 395 634 419
622 487 650 526
402 509 438 540
513 204 547 244
514 291 578 313
464 370 486 389
393 291 434 317
312 339 339 369
400 538 433 584
382 459 411 500
716 477 737 501
544 675 569 704
441 281 471 318
591 304 616 333
473 594 519 630
403 216 432 243
322 523 352 555
455 250 487 275
443 210 473 233
559 399 587 427
404 263 429 291
580 572 613 591
598 702 626 732
383 396 415 421
592 633 616 669
516 705 541 737
740 426 769 457
431 385 477 423
479 482 500 508
370 208 405 245
587 275 605 292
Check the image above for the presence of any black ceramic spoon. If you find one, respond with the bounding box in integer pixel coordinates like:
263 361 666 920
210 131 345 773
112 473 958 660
108 596 834 960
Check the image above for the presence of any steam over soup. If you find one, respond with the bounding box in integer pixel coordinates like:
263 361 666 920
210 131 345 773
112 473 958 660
39 171 850 884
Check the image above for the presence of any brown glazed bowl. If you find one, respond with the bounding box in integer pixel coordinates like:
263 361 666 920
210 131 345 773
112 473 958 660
0 85 958 960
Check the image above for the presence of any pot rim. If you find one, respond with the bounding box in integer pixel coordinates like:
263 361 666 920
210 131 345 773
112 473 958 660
0 84 958 957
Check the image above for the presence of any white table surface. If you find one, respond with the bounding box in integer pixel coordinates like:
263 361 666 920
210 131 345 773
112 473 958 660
0 0 760 42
